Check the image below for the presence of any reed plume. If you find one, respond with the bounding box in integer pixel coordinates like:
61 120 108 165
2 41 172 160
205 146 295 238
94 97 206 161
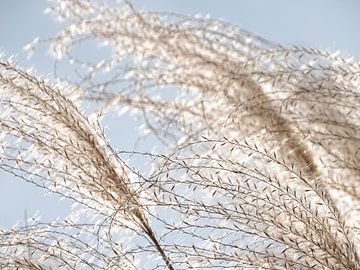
0 0 359 269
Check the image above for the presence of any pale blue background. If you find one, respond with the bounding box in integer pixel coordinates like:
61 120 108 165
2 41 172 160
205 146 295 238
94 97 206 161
0 0 360 228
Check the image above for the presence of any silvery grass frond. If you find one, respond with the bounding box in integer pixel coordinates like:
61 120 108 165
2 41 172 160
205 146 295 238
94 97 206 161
0 59 178 269
0 221 137 269
3 0 360 269
42 0 360 216
141 138 360 269
0 60 139 217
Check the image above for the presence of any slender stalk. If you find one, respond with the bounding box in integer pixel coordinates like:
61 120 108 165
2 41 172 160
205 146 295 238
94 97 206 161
136 213 175 270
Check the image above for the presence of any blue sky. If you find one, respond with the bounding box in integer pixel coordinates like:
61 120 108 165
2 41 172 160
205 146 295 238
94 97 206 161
0 0 359 228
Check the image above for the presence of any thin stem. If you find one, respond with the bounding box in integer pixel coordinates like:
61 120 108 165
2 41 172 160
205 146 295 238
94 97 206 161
136 213 175 270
